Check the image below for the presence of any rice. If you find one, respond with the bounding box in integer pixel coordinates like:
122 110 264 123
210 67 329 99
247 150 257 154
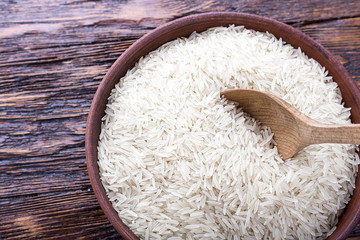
97 25 359 239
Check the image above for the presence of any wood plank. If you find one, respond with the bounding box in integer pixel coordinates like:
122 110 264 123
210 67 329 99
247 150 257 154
0 0 359 26
232 0 360 24
0 191 119 239
300 17 360 84
0 0 359 51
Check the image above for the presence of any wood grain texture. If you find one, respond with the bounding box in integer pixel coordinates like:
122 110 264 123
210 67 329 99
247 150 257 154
0 0 359 239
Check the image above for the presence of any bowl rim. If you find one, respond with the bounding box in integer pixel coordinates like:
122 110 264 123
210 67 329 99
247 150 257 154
85 12 360 240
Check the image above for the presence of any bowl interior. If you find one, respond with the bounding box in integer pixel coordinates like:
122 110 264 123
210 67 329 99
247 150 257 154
85 12 360 240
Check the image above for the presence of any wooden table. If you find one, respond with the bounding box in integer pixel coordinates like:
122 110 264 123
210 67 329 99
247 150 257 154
1 0 359 239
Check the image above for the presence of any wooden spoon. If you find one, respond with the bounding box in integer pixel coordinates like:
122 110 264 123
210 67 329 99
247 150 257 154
221 89 360 160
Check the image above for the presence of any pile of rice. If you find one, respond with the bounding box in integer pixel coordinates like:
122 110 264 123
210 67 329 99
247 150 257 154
98 25 359 239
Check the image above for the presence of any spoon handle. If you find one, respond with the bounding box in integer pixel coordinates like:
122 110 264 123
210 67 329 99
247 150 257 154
305 123 360 146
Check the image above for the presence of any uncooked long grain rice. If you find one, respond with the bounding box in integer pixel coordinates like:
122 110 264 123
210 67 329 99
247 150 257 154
98 25 359 239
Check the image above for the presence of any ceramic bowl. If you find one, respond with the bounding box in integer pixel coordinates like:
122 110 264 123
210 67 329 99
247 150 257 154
85 12 360 240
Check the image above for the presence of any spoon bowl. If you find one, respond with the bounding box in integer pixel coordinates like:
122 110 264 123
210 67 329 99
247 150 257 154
221 89 360 159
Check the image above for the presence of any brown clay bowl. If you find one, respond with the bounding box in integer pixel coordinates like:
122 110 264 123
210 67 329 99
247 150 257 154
85 12 360 240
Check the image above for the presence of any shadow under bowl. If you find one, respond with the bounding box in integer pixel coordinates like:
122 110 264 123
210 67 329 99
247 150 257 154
85 12 360 240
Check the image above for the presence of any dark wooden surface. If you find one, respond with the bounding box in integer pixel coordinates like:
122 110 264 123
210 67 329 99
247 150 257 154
0 1 359 239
